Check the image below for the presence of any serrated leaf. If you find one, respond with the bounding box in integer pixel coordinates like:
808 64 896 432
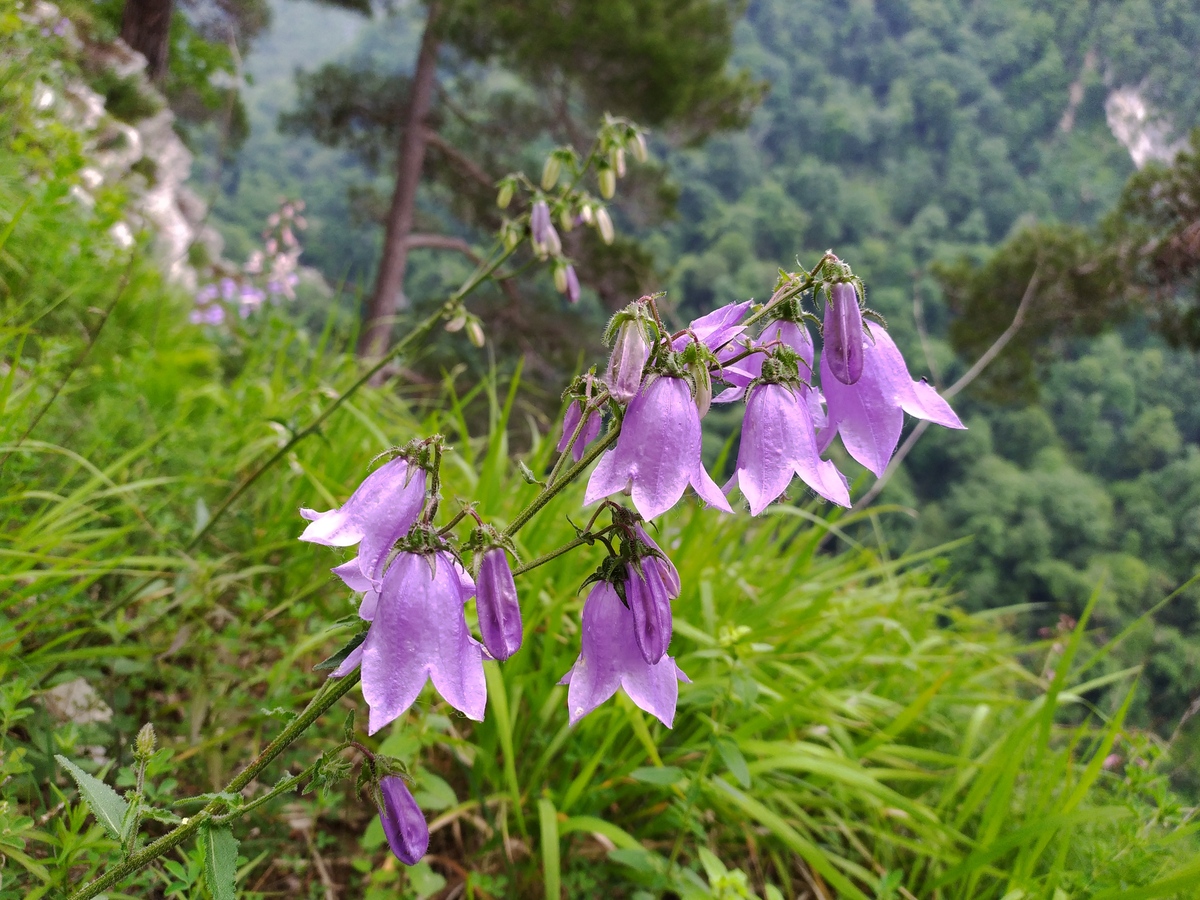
141 806 183 825
314 630 366 671
200 823 239 900
55 755 129 839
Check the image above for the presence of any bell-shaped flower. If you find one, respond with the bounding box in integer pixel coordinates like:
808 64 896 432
476 548 522 660
606 318 651 403
824 283 865 385
634 524 680 598
558 580 689 727
727 383 850 514
585 375 732 520
565 265 580 304
377 775 429 865
670 300 753 353
714 320 815 403
530 200 551 245
819 327 965 477
360 551 486 733
626 561 673 664
557 399 603 462
299 457 426 586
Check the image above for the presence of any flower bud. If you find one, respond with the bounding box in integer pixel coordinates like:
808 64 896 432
579 203 594 225
613 147 627 178
554 264 568 294
565 265 580 304
496 181 513 209
598 167 616 199
476 548 522 660
541 155 561 191
625 562 672 665
544 224 562 257
378 775 429 865
530 200 551 245
606 318 650 403
690 362 712 418
595 207 614 245
467 319 486 348
559 207 574 232
135 723 156 759
445 313 467 332
631 132 648 164
824 283 864 385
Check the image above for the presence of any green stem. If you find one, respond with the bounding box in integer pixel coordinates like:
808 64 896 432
545 391 610 488
510 526 614 577
504 426 619 539
188 245 513 550
67 672 361 900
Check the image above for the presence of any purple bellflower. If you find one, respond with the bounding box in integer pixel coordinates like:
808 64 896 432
358 551 486 733
530 200 551 245
559 580 689 727
299 457 426 586
819 327 965 477
670 300 753 353
715 319 816 403
565 265 581 304
606 318 650 403
824 283 865 385
476 547 522 660
626 561 673 664
377 776 429 865
557 399 603 462
585 375 732 520
726 382 851 514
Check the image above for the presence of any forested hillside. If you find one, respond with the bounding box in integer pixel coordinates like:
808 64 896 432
198 0 1200 781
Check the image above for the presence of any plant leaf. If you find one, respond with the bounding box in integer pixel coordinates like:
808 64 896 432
55 755 129 839
314 630 366 671
200 823 239 900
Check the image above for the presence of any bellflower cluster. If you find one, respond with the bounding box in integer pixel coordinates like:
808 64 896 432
299 254 963 868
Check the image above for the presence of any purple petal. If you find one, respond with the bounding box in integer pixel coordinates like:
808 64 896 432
575 409 603 462
820 342 903 477
670 300 753 352
378 775 429 865
635 524 680 598
361 552 486 733
870 330 965 430
607 320 650 403
557 402 582 454
563 583 627 725
824 284 865 385
620 654 685 728
626 563 673 664
565 265 580 303
333 558 373 593
331 642 364 678
359 589 379 621
765 320 815 376
729 383 803 516
298 458 424 560
476 548 522 660
358 468 428 587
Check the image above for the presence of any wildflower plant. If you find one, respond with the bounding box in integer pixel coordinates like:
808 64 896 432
58 117 964 899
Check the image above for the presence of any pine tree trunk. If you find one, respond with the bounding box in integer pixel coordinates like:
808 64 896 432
120 0 173 83
357 1 442 359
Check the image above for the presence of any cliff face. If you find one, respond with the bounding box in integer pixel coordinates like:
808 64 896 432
26 0 221 289
1106 87 1186 170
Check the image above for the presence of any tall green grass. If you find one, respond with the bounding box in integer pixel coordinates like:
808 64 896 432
3 20 1199 898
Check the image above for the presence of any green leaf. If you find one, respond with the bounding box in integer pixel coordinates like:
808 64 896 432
55 755 129 839
314 630 366 671
716 737 751 789
200 823 239 900
412 772 457 811
629 766 684 786
408 860 447 898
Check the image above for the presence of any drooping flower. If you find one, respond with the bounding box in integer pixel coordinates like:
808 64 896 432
559 580 689 727
606 318 650 403
625 560 673 664
585 376 732 520
476 548 522 660
819 327 965 477
299 457 426 586
824 283 865 385
726 382 850 514
714 319 815 403
557 399 603 462
634 524 680 599
565 265 581 304
377 776 429 865
530 200 551 245
359 551 486 733
670 300 753 353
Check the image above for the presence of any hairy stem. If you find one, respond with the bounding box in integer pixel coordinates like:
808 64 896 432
511 526 615 577
504 426 619 539
67 672 361 900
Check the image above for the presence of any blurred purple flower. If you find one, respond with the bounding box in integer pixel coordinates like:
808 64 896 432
559 580 689 727
625 561 673 664
585 376 732 520
824 283 864 385
476 547 522 660
195 284 220 304
360 551 486 733
219 277 237 301
299 457 426 586
189 305 225 326
557 399 603 462
377 775 429 865
726 382 850 514
531 200 551 245
819 328 965 477
565 265 580 303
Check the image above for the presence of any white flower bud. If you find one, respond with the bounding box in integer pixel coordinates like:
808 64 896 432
496 181 513 209
467 319 486 347
631 132 648 163
598 167 616 199
541 155 561 191
554 264 568 294
595 207 614 245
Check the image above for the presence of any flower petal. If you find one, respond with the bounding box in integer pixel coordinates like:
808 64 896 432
378 775 429 865
820 346 903 477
